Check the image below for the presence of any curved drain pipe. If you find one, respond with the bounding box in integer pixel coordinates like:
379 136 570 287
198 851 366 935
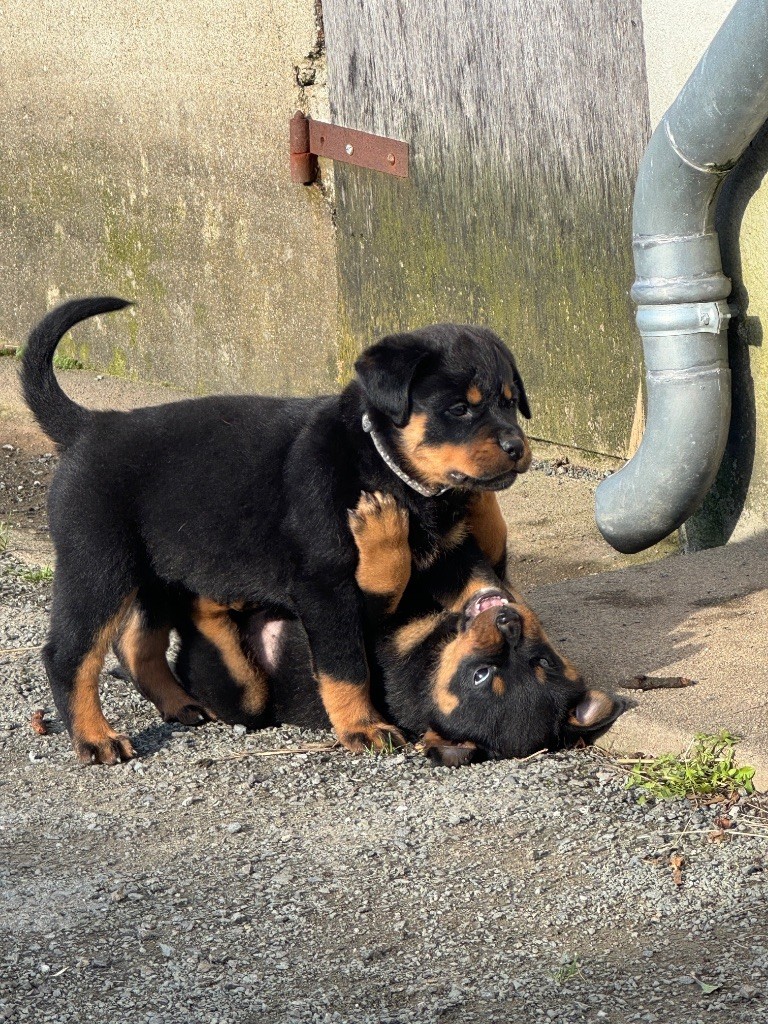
595 0 768 554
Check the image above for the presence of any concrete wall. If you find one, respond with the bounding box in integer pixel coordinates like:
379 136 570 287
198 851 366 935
0 1 338 396
324 0 649 459
4 0 768 543
641 0 768 541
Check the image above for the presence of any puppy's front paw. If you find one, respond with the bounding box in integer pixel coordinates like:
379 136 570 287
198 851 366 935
348 491 409 547
349 493 411 611
421 730 478 768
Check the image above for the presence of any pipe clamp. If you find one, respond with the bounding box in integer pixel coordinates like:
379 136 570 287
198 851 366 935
635 300 732 337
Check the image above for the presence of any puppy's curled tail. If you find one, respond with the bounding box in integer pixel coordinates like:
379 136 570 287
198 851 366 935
20 296 131 449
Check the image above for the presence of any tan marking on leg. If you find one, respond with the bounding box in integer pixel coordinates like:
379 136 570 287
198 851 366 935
348 492 411 613
118 607 216 724
467 492 508 567
318 674 405 752
192 598 268 716
71 594 137 764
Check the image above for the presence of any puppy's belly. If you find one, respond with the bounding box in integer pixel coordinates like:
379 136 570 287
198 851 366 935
244 612 286 673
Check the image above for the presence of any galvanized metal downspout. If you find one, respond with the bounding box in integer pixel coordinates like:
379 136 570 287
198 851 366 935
595 0 768 554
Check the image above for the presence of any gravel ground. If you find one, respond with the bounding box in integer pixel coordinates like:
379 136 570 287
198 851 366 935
530 456 612 483
2 548 767 1024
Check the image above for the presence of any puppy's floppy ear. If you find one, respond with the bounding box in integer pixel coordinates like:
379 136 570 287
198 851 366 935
567 690 625 734
355 334 434 427
509 355 531 420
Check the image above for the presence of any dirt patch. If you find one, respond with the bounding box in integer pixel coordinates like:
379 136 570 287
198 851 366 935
0 418 57 567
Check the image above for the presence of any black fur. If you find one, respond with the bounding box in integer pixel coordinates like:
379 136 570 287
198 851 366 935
21 298 533 762
21 296 131 448
169 503 624 765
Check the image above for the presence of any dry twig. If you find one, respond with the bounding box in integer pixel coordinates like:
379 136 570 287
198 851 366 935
622 675 697 691
197 741 339 765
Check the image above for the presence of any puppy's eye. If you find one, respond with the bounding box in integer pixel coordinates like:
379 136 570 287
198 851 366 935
473 666 492 686
447 403 470 418
534 657 554 671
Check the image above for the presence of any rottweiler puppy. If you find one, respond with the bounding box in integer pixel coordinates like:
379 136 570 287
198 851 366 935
22 298 532 764
166 493 623 765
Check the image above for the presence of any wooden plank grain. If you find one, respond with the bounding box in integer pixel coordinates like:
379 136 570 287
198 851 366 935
323 0 650 456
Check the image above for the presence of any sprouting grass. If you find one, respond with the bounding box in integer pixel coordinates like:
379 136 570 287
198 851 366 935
367 731 400 756
52 354 84 371
626 731 755 801
20 565 54 583
552 957 583 985
0 522 10 552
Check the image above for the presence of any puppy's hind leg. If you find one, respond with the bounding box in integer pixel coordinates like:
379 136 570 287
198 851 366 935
115 601 217 726
44 582 138 765
190 598 269 718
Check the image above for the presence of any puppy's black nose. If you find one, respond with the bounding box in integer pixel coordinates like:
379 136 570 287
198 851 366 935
495 606 521 644
498 431 524 459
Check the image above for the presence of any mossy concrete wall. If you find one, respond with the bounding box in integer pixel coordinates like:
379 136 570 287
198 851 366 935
642 0 768 541
323 0 650 459
0 1 338 396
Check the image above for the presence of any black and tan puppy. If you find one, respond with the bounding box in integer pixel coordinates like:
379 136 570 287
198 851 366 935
22 298 532 764
168 493 623 765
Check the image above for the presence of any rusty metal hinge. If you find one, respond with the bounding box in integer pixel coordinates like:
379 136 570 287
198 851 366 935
289 111 409 183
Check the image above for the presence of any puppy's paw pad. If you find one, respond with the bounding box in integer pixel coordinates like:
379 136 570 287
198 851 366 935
348 492 409 543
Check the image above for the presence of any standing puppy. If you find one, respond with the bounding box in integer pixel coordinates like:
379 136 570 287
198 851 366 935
21 298 531 763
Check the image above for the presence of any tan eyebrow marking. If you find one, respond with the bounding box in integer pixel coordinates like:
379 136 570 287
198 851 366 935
466 384 483 405
502 383 513 401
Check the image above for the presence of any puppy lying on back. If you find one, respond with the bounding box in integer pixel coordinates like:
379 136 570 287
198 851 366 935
158 493 624 765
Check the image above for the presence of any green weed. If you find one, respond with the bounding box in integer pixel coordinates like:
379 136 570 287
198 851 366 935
367 732 399 757
52 353 84 371
552 958 583 985
626 731 755 801
20 565 54 583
